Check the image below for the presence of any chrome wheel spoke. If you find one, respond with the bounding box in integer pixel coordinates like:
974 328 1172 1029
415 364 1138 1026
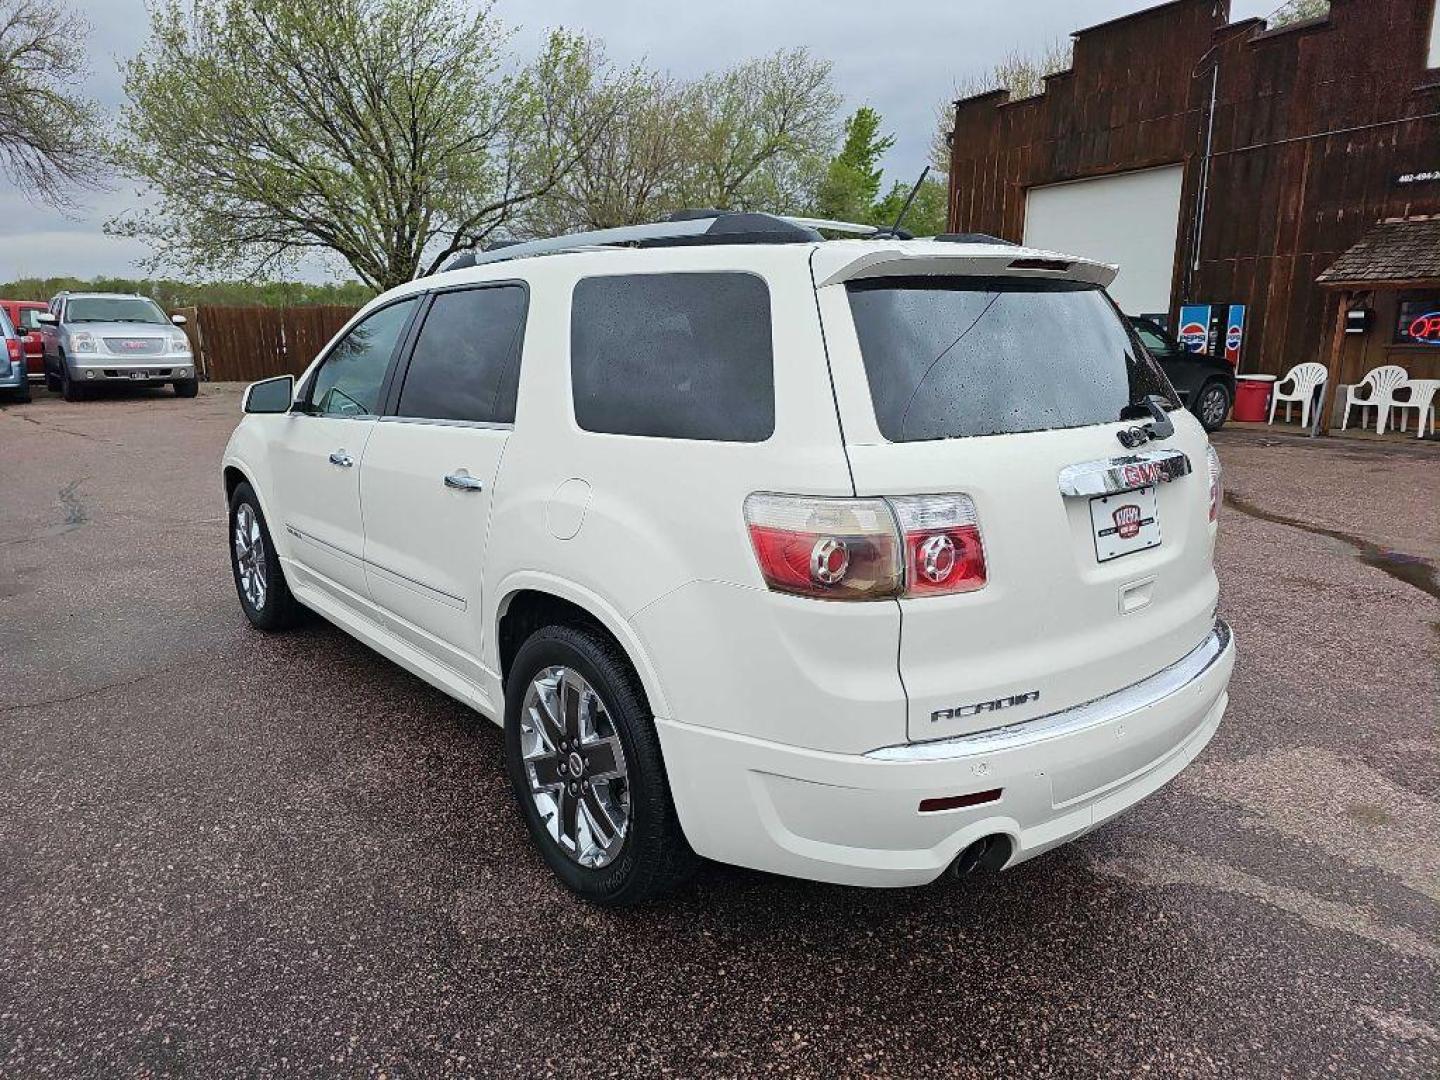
527 751 563 790
560 672 584 744
583 736 623 781
530 690 566 751
559 787 580 848
580 789 623 854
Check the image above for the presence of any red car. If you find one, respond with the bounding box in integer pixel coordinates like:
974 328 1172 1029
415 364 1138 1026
1 299 50 381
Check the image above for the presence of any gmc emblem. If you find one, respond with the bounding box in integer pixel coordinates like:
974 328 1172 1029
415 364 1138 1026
932 690 1040 723
1121 462 1163 487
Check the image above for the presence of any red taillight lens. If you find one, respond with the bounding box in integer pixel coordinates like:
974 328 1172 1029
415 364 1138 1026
744 494 902 601
745 493 987 600
5 339 19 363
1206 445 1222 523
890 494 987 595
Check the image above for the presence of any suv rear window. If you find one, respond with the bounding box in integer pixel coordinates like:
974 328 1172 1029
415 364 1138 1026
571 272 774 442
846 277 1176 443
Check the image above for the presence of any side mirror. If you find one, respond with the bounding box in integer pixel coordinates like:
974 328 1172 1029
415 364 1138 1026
36 312 57 325
243 375 294 414
170 314 187 326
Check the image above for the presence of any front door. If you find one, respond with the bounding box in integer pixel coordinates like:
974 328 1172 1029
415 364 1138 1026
359 284 528 685
270 297 419 604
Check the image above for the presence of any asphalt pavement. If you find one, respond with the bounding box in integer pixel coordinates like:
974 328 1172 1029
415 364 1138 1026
1 385 1436 1078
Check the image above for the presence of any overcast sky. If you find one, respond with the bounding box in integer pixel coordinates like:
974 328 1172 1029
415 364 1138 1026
0 0 1284 283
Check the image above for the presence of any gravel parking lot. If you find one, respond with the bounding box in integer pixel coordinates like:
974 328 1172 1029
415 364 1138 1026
1 385 1437 1078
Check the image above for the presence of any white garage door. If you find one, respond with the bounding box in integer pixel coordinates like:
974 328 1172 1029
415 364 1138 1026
1022 165 1184 316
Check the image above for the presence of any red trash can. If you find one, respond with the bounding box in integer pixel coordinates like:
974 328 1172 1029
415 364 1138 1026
1232 375 1276 423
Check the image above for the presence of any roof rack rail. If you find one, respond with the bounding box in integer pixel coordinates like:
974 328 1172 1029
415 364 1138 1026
441 212 879 273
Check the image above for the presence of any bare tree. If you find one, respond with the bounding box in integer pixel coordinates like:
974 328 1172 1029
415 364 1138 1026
519 47 842 236
678 49 841 213
931 38 1074 173
0 0 102 204
111 0 627 290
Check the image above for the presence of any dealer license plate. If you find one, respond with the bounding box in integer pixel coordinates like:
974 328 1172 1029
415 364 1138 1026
1089 487 1161 562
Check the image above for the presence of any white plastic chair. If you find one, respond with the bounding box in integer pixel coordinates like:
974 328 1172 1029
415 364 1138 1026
1341 365 1409 434
1268 362 1328 429
1388 379 1440 439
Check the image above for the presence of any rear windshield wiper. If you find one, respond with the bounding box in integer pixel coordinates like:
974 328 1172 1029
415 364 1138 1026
1117 396 1175 447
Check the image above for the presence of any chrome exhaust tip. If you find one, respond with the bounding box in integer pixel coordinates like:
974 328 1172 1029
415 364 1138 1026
949 835 1012 879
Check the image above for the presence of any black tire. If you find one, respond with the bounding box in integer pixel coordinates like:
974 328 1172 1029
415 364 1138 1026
174 378 199 398
1194 380 1231 432
59 359 84 402
228 481 304 632
504 624 698 906
44 369 60 392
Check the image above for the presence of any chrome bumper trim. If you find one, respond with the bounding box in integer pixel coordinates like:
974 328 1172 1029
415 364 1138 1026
866 619 1232 762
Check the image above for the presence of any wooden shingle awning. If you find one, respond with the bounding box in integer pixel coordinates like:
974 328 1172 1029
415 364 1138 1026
1317 219 1440 290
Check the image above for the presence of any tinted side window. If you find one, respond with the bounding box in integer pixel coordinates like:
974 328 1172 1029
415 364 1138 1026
1134 325 1169 353
396 286 527 423
309 298 417 418
571 273 774 441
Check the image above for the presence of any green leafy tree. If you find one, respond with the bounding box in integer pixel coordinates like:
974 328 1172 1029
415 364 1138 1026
871 176 949 237
815 107 895 223
0 0 102 204
932 38 1074 174
110 0 625 291
0 277 375 308
1271 0 1328 27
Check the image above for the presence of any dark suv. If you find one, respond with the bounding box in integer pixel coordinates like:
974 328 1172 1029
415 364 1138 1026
1129 317 1236 432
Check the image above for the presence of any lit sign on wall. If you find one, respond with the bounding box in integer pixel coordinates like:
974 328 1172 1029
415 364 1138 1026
1396 297 1440 346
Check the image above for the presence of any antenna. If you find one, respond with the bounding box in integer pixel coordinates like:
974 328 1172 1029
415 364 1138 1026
885 165 931 238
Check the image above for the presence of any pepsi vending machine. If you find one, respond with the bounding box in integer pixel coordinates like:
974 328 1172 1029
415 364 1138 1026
1177 303 1246 369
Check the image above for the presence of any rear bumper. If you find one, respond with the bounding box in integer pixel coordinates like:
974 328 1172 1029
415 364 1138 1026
1 356 26 390
657 619 1234 887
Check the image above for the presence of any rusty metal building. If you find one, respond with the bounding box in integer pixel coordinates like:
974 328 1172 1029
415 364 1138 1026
945 0 1440 393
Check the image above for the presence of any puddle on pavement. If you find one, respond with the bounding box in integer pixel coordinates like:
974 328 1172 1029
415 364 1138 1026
1225 491 1440 602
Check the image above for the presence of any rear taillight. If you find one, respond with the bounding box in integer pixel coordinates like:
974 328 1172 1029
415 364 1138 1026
1206 445 1222 523
4 339 19 363
890 494 987 596
744 494 902 601
744 493 986 601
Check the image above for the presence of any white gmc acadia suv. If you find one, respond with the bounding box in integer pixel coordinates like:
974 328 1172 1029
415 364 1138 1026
222 213 1235 906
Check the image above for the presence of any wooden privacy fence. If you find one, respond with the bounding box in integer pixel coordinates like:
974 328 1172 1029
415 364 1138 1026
192 305 359 382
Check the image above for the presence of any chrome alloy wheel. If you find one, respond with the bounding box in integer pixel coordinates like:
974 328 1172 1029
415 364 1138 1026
233 503 268 611
520 666 630 869
1199 384 1229 429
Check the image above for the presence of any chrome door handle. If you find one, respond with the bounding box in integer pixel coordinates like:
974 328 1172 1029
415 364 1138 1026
443 471 484 492
328 450 353 468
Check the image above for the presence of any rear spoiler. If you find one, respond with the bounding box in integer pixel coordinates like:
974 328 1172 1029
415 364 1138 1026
811 244 1118 291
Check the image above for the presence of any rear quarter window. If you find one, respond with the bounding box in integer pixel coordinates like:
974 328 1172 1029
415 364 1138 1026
847 277 1176 443
570 272 774 442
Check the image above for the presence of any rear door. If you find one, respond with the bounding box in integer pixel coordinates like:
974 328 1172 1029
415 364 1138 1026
359 283 527 687
815 261 1218 744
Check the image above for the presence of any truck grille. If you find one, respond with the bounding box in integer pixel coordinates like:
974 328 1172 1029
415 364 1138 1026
103 337 166 355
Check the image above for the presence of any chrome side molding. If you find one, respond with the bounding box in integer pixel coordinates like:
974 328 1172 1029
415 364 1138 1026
1057 448 1192 498
866 619 1232 762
